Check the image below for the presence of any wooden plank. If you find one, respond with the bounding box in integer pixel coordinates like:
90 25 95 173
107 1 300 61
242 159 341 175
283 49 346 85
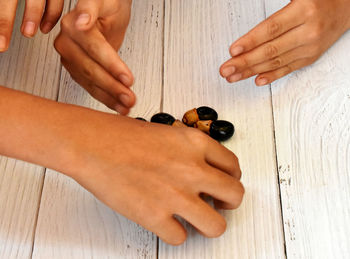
0 159 44 259
0 0 69 258
159 1 285 258
266 1 350 258
32 1 164 258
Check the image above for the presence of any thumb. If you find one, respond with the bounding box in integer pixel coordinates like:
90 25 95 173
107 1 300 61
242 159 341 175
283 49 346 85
74 0 101 31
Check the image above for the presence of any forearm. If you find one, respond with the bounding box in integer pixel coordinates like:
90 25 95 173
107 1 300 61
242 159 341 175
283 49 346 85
0 86 106 176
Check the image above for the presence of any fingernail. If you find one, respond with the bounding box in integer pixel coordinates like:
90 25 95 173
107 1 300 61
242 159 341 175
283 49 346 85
23 22 36 37
41 22 53 34
228 73 242 83
119 74 133 86
221 66 236 77
76 14 91 27
257 78 269 86
0 35 7 51
230 46 244 57
119 94 131 107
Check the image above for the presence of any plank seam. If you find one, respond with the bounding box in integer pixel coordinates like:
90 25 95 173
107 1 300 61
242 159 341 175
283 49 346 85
157 0 167 256
160 0 166 113
29 168 47 259
262 1 288 257
269 83 288 259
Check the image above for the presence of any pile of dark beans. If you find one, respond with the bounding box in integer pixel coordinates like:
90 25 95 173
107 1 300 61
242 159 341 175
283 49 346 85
136 106 235 142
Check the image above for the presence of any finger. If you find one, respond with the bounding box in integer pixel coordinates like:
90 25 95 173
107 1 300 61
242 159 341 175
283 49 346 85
114 103 130 116
73 0 101 31
40 0 64 34
255 58 314 86
175 196 227 238
229 2 303 57
61 13 134 87
72 28 133 86
221 25 306 78
0 0 19 52
152 215 187 246
55 34 136 108
205 139 241 180
61 52 131 115
200 165 245 209
21 0 46 37
228 45 311 83
61 58 125 112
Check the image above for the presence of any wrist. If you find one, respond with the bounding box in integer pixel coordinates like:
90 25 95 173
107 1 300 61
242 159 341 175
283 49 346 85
0 86 111 178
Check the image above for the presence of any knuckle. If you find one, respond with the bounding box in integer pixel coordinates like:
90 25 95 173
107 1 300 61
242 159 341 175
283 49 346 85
308 30 321 42
0 19 11 30
60 15 71 32
240 56 249 67
270 57 283 69
264 44 279 58
85 41 99 57
305 2 319 18
267 20 282 37
26 6 43 16
82 64 95 81
186 128 209 148
245 33 256 47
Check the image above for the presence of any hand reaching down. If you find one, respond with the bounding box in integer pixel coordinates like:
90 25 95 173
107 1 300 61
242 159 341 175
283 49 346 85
220 0 350 86
68 114 244 245
54 0 135 115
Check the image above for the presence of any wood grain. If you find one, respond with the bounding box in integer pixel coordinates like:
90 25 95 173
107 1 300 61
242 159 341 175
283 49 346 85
0 159 44 259
159 1 285 258
32 1 164 258
0 0 69 258
2 0 350 258
266 1 350 258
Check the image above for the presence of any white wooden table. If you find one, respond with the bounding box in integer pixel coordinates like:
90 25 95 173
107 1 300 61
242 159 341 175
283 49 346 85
1 0 350 258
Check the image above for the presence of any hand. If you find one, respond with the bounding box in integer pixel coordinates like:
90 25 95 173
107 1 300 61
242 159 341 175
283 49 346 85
0 0 64 52
220 0 350 86
0 86 244 246
68 115 244 245
54 0 136 115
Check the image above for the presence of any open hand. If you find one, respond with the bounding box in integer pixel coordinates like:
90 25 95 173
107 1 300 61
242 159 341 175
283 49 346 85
220 0 350 86
0 0 64 52
54 0 135 115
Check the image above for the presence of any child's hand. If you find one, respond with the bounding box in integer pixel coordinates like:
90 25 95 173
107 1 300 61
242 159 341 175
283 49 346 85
54 0 135 115
67 114 244 245
220 0 350 86
0 87 243 246
0 0 64 51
